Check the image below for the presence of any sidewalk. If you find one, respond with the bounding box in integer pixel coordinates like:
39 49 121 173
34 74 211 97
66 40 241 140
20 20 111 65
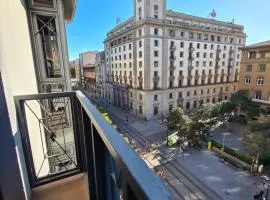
91 95 167 142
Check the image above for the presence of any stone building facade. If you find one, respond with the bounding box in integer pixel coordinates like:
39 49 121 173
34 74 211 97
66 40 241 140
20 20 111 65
238 41 270 114
104 0 246 119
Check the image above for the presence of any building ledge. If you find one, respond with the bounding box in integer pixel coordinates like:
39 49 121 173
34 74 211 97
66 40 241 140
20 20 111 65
252 98 270 105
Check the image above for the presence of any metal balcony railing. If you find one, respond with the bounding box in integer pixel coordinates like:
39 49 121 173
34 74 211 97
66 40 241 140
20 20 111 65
14 91 171 200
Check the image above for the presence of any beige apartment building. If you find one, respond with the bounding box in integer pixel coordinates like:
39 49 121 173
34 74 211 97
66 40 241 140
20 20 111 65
238 40 270 114
104 0 246 119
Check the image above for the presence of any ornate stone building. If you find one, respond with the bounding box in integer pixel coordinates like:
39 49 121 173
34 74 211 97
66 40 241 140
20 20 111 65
104 0 246 119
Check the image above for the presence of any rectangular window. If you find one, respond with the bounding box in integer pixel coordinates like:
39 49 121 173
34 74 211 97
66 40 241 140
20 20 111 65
259 64 266 72
154 61 158 67
139 61 142 67
169 105 173 112
186 102 190 109
139 41 142 47
255 91 262 100
154 51 158 57
180 52 184 57
257 77 264 85
154 106 158 115
154 95 158 101
180 61 183 67
187 91 190 97
169 93 173 99
180 42 184 48
204 44 207 49
244 77 251 84
154 40 159 47
197 43 200 49
246 65 252 72
154 28 158 35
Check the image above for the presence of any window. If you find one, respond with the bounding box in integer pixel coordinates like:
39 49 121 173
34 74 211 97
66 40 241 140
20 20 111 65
255 91 262 100
223 53 226 59
197 33 202 40
204 34 208 41
154 28 158 35
139 51 142 58
139 40 142 47
189 32 194 39
194 90 197 96
224 45 227 50
193 101 197 108
209 61 212 66
204 44 207 49
180 42 184 48
178 92 183 98
154 95 158 101
180 52 184 57
154 40 159 47
138 29 142 37
154 61 158 67
129 62 132 68
181 32 184 37
211 35 215 41
187 91 190 97
211 44 214 50
196 61 199 67
178 80 182 87
138 7 142 20
154 51 158 57
203 61 206 67
129 44 132 50
186 102 190 109
180 61 183 67
196 52 200 58
154 106 158 115
139 94 142 100
246 65 252 72
213 88 216 93
210 53 213 58
259 64 266 72
139 61 142 67
217 36 221 42
169 105 173 112
203 53 207 58
244 77 251 84
201 89 204 95
169 93 173 99
257 77 264 85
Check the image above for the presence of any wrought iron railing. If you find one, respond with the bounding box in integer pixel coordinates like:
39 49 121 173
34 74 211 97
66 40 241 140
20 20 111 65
15 91 171 200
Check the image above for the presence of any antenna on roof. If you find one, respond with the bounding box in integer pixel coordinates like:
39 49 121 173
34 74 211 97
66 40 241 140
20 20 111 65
116 16 121 24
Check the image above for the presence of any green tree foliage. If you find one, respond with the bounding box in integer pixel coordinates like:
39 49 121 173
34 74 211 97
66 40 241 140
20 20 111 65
167 107 184 130
242 132 265 158
230 91 261 118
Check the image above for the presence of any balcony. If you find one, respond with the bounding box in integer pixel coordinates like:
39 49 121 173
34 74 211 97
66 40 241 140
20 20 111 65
178 75 184 80
14 91 171 200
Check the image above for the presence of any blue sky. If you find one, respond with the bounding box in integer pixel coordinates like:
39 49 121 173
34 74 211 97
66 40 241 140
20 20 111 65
66 0 270 61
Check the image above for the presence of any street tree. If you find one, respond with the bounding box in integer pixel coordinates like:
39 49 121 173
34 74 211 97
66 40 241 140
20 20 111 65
230 91 261 118
167 107 184 130
242 131 266 172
